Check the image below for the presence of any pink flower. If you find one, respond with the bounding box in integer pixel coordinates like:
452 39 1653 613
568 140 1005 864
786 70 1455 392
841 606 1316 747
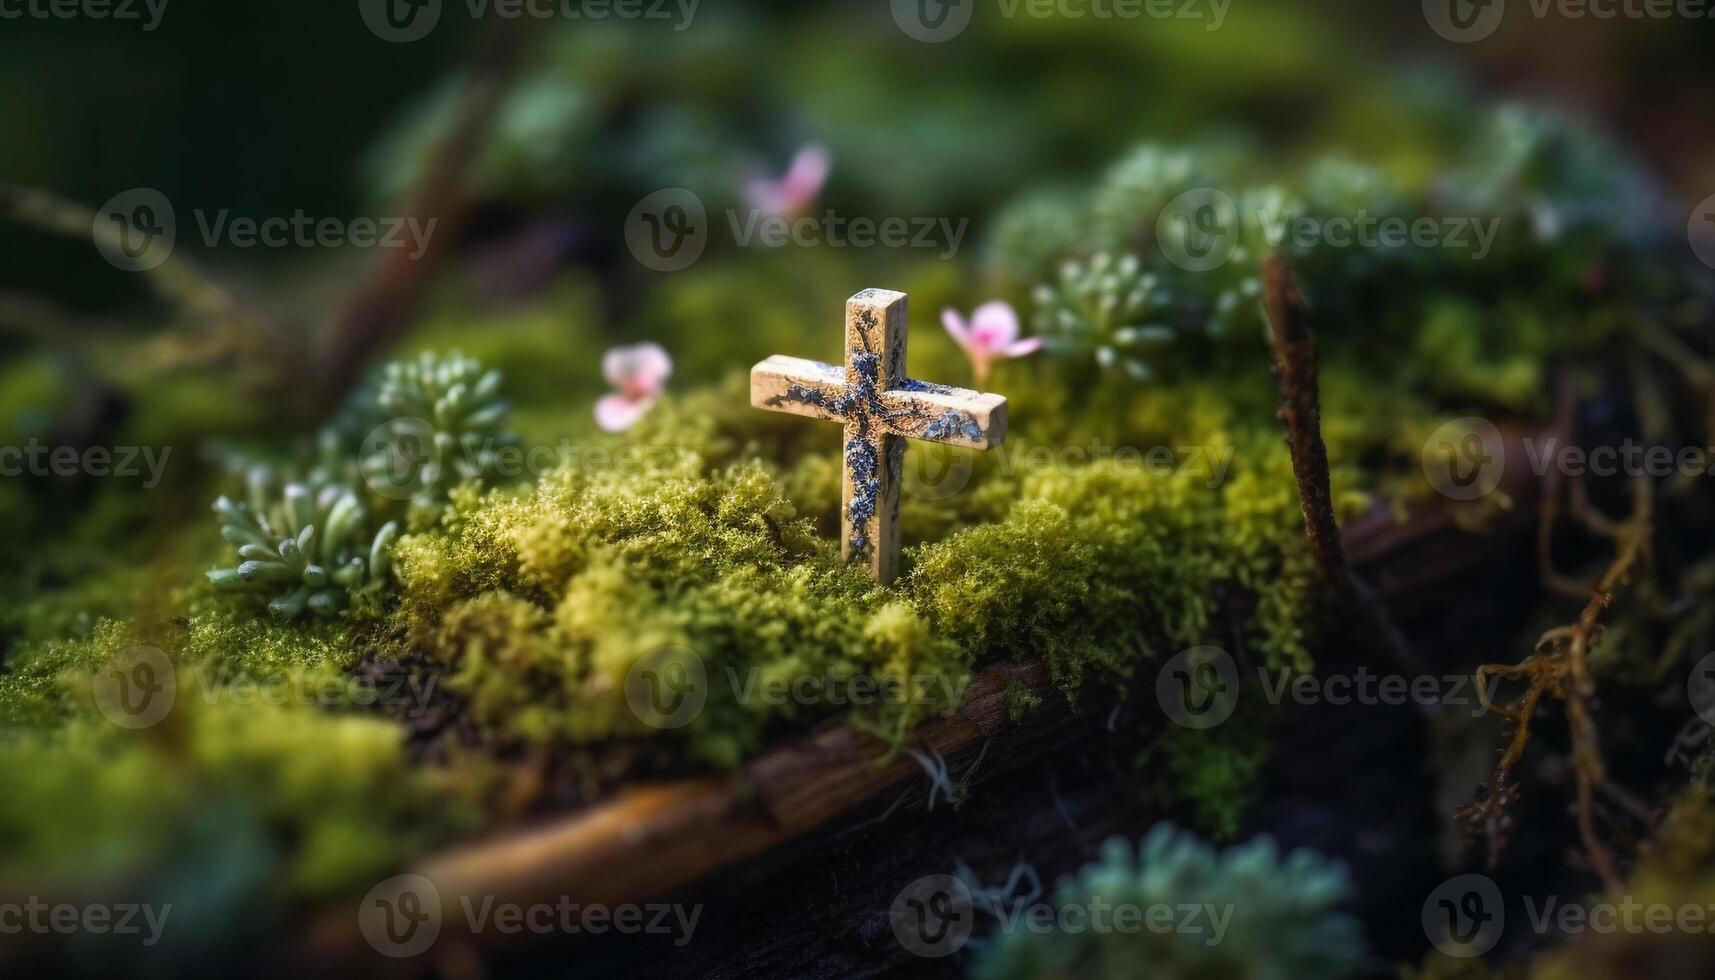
595 342 672 432
941 301 1041 387
743 144 831 218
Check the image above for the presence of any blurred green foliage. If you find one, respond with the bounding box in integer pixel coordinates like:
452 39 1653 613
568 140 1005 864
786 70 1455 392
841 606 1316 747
968 824 1363 980
0 8 1707 968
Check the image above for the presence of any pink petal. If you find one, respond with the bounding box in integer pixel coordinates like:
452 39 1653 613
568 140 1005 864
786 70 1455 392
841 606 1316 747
969 301 1020 349
1003 337 1043 358
941 308 972 348
743 177 783 216
595 393 655 433
780 144 830 212
602 342 673 395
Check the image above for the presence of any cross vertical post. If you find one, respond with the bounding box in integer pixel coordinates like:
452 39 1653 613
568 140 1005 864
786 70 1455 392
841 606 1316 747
841 289 909 582
751 289 1009 585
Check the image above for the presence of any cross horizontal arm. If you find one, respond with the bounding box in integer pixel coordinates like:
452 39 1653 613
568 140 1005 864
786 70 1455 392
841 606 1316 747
750 355 848 423
879 384 1007 450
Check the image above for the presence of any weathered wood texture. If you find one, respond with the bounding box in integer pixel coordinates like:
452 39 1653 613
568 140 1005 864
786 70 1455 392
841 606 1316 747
751 289 1006 583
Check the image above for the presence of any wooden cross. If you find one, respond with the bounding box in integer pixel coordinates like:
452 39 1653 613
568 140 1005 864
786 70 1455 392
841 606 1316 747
750 288 1008 584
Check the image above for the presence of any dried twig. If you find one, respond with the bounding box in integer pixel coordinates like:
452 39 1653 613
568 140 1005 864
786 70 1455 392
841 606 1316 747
0 182 274 336
1262 252 1344 583
1464 473 1653 893
316 20 529 402
1261 252 1416 669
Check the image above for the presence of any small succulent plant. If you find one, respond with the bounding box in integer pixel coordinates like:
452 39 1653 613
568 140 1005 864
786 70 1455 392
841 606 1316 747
1450 104 1654 248
983 188 1090 288
1090 144 1208 252
1032 252 1183 381
206 470 399 620
356 351 516 507
968 824 1364 980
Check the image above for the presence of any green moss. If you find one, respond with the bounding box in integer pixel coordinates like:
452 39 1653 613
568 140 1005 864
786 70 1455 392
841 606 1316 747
1002 679 1043 723
0 351 68 444
389 453 970 765
0 700 474 899
1527 790 1715 979
1136 699 1274 840
374 364 1326 769
0 608 478 916
0 619 136 729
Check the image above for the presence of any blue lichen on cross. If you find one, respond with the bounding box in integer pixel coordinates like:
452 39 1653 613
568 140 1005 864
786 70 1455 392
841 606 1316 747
751 288 1009 584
